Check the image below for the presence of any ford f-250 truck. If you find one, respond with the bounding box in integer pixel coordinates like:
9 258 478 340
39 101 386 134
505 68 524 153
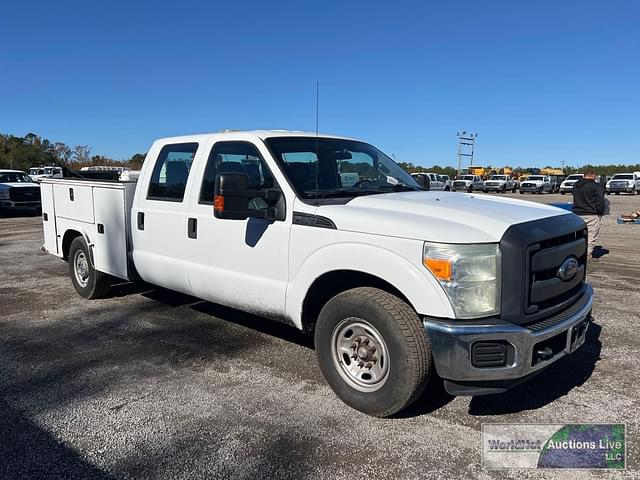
40 131 593 417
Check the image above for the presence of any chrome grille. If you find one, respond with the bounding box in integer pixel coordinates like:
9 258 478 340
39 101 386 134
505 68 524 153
526 229 587 314
9 186 41 201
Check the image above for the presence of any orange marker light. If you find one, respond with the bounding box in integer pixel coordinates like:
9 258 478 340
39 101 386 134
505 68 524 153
424 258 452 281
214 195 225 213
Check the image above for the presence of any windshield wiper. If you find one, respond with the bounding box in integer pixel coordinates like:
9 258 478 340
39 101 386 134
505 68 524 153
377 184 421 192
304 188 386 199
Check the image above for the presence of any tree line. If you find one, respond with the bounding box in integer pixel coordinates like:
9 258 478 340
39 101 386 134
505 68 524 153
0 132 146 172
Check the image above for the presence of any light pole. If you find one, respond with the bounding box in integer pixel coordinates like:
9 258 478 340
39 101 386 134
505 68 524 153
456 131 478 177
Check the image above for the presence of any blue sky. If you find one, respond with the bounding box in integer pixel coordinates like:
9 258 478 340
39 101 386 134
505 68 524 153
1 0 638 168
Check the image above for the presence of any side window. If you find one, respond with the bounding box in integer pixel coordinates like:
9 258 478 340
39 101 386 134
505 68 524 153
148 143 198 201
199 141 276 206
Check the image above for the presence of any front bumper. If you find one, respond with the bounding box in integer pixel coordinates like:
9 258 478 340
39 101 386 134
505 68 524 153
423 284 593 395
519 185 543 192
483 184 506 191
607 186 634 193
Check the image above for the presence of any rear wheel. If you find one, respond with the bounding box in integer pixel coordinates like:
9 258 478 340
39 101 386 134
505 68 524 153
68 236 111 299
315 287 432 417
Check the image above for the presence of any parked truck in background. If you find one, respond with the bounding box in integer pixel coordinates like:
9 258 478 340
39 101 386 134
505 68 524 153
451 175 484 192
519 175 553 194
482 175 517 193
40 130 593 417
559 174 584 194
606 173 640 195
0 169 42 213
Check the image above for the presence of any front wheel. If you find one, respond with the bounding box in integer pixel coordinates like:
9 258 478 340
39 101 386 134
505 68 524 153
315 287 432 417
68 236 111 299
468 186 473 193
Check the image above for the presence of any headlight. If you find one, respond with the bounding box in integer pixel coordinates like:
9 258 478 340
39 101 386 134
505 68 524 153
0 190 9 199
423 242 501 319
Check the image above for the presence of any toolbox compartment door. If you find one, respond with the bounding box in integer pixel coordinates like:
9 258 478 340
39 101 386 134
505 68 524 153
92 187 128 279
53 183 94 223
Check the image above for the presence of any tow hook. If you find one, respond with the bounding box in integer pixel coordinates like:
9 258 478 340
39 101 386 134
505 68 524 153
536 347 554 361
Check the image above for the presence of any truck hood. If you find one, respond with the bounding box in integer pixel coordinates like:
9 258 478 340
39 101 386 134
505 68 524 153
317 191 569 243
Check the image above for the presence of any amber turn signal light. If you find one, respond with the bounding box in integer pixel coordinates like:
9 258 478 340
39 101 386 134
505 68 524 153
423 258 452 282
214 195 225 213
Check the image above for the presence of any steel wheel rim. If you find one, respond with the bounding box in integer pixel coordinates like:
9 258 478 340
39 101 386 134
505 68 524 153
74 250 90 288
331 317 390 392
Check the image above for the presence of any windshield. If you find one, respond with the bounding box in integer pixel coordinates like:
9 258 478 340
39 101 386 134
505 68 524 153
0 172 35 183
459 175 474 181
265 137 421 199
490 175 507 180
528 176 544 181
612 174 633 180
566 175 583 180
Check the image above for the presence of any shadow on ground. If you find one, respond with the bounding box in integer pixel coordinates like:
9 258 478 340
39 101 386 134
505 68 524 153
0 398 113 479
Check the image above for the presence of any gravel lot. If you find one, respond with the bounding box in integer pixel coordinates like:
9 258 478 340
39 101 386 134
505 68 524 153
1 192 638 479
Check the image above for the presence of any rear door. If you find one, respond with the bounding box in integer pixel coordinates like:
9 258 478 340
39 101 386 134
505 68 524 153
184 140 290 318
131 142 200 294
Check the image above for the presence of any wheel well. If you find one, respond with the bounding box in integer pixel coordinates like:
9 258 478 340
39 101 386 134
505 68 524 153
61 230 82 260
301 270 412 335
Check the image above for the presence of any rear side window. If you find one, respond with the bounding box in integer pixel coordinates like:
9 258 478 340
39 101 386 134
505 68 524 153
199 141 275 204
147 143 198 201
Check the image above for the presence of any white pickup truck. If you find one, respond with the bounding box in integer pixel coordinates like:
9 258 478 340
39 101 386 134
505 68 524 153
41 131 593 417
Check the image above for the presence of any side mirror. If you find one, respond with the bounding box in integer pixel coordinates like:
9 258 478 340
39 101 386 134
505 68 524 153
214 173 250 220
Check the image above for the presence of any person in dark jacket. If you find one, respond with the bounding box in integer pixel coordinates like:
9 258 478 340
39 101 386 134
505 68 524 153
572 169 605 257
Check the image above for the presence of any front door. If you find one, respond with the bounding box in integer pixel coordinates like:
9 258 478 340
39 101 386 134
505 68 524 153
184 140 290 319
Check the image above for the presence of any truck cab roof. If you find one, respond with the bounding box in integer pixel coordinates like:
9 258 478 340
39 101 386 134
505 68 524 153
154 130 357 145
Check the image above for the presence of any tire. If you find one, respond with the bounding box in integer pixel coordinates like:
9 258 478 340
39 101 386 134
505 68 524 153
482 189 487 193
561 191 565 195
468 186 473 193
444 186 450 191
68 236 111 299
512 187 517 193
519 190 524 194
315 287 432 417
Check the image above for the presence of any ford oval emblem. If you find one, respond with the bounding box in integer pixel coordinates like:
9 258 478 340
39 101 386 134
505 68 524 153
557 257 579 282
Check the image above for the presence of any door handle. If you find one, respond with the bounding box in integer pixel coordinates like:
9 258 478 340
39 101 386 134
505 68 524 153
137 212 145 230
187 218 197 239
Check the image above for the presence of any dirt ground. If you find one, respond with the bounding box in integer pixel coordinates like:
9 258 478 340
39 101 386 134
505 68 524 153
0 192 638 479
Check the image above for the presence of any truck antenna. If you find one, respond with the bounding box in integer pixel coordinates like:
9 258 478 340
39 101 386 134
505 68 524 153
315 80 320 196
